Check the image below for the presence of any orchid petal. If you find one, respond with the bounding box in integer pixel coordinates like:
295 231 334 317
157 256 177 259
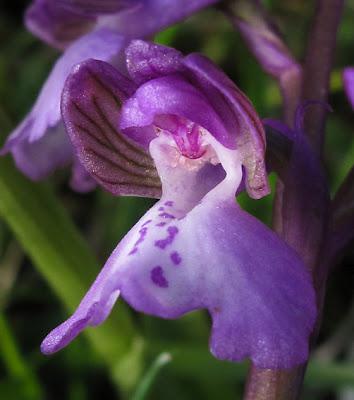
1 122 72 180
70 157 97 193
26 0 219 50
41 254 122 354
183 53 269 199
25 0 94 50
1 29 128 182
97 0 219 38
58 0 137 17
62 59 161 198
120 74 231 146
125 40 183 85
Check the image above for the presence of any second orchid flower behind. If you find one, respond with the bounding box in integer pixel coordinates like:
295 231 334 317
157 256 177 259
41 40 316 369
1 0 218 191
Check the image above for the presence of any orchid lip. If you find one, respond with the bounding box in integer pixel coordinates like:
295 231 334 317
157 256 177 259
41 127 316 368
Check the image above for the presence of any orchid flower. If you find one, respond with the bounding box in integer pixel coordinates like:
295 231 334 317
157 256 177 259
41 40 316 369
343 67 354 110
25 0 219 51
1 0 218 191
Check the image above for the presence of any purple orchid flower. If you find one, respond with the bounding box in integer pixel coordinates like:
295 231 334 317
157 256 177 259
1 0 218 191
40 40 316 369
24 0 128 51
343 67 354 110
25 0 218 51
1 29 127 192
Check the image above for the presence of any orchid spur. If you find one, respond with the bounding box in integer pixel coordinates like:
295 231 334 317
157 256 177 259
1 0 218 191
41 40 316 369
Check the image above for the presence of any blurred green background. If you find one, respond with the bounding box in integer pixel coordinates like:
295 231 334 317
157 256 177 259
0 1 354 399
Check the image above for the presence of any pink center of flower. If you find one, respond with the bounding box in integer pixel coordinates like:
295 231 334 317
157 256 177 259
154 115 206 159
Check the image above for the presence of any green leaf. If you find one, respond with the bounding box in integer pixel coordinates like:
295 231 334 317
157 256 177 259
155 25 179 45
0 155 142 393
0 312 43 400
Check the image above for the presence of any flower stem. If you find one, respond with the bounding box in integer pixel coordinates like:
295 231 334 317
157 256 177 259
301 0 344 153
242 0 344 399
244 366 305 400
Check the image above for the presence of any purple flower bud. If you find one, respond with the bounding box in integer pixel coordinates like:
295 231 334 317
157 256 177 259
224 0 301 122
40 41 316 369
226 0 298 78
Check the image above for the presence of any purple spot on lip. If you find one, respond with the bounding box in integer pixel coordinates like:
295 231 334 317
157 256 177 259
156 222 166 227
151 266 169 288
159 212 175 219
130 227 148 255
155 226 179 249
164 201 174 207
134 227 147 246
142 219 152 227
170 251 182 265
158 207 164 211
